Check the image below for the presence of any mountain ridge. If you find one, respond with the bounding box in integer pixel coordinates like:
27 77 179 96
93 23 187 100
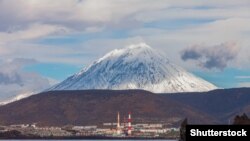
0 88 249 126
0 89 216 126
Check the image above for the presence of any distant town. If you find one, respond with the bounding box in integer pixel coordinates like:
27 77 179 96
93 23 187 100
0 112 179 139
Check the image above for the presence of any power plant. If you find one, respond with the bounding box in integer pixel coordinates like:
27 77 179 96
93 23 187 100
116 112 132 136
1 111 180 139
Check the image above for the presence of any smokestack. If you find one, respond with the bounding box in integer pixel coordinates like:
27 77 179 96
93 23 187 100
128 112 132 135
117 112 121 134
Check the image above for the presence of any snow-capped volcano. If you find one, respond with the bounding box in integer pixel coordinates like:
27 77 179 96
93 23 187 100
50 43 217 93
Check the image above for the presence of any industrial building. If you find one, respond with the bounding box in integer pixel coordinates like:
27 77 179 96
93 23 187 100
0 111 179 138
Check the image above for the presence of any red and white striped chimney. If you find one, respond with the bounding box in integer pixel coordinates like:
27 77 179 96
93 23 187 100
127 112 132 135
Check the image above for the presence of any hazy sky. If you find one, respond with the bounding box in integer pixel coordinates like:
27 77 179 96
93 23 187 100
0 0 250 102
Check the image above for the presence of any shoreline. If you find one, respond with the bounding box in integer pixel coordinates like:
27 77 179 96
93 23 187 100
0 135 178 140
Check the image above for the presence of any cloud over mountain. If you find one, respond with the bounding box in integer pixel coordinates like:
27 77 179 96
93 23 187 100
181 42 240 70
0 58 52 104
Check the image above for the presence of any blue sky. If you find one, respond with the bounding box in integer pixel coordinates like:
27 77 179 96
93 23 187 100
0 0 250 102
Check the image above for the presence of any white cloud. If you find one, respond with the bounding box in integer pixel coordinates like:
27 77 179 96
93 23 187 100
238 82 250 88
126 17 250 70
0 23 70 43
236 76 250 79
0 58 52 103
0 0 169 30
0 43 95 65
181 42 240 70
135 7 250 22
84 26 105 33
0 0 249 70
1 0 249 30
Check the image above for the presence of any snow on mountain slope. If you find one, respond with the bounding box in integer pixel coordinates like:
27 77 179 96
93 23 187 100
50 43 217 93
0 92 34 105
